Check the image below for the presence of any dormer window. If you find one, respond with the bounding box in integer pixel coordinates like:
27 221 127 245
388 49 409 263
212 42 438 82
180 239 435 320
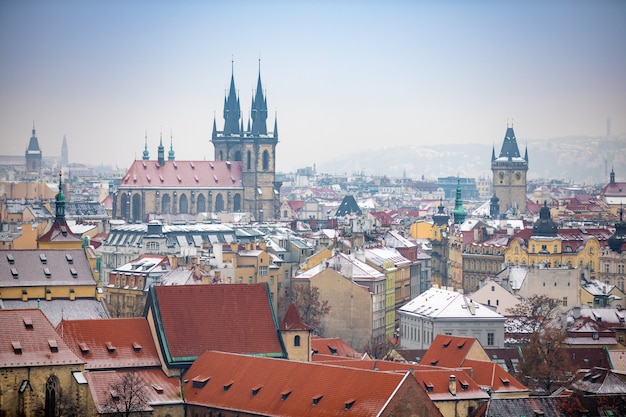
251 385 262 396
281 390 291 400
312 395 323 406
345 399 356 410
105 342 116 353
192 376 210 388
12 341 22 354
39 254 47 264
11 268 18 278
48 339 58 352
23 316 33 329
70 268 78 277
424 382 434 392
65 254 73 264
79 342 90 354
43 268 51 278
6 253 14 264
132 342 142 353
223 381 234 392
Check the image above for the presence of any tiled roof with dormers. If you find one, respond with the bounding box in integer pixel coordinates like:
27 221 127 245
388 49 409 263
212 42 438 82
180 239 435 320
412 368 490 401
38 219 83 243
0 249 96 289
311 337 360 358
419 335 484 368
0 309 83 368
183 350 438 416
147 284 284 366
118 160 243 190
463 359 529 395
56 317 161 370
85 368 182 413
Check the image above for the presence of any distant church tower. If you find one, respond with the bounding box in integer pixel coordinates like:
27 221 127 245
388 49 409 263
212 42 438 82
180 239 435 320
61 135 69 166
25 124 43 177
491 124 528 215
211 61 280 221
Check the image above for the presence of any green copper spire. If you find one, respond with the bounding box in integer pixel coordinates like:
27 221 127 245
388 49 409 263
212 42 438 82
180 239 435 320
142 130 150 160
55 171 66 221
168 131 175 161
451 178 466 224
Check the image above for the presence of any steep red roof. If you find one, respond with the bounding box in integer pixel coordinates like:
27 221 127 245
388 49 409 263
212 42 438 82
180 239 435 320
85 369 182 413
311 337 360 358
279 303 312 331
0 309 83 368
119 160 243 189
412 368 490 401
419 335 480 368
148 284 284 366
38 219 82 243
463 359 529 394
56 317 161 370
183 351 437 416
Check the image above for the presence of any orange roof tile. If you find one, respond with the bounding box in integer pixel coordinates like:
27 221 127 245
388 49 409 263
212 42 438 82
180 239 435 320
85 369 182 413
56 317 161 370
0 309 83 368
184 351 434 416
412 368 490 401
148 284 284 366
419 335 479 368
463 359 529 394
311 337 361 358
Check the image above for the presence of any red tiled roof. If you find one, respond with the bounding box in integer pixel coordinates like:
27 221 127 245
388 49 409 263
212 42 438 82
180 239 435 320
279 303 312 331
419 335 479 368
149 284 284 363
463 359 529 394
38 219 82 243
311 337 360 358
183 351 430 416
412 368 490 401
85 369 182 413
56 318 161 370
119 160 243 189
0 309 83 368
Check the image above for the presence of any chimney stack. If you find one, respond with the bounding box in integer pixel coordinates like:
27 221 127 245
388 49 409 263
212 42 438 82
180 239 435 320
449 374 457 396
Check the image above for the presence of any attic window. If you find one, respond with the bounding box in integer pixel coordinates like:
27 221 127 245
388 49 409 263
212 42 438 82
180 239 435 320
79 342 89 354
39 253 47 264
173 162 178 169
430 360 439 366
151 384 163 394
312 395 323 406
192 376 210 388
110 390 120 402
105 342 116 353
23 316 33 329
132 342 142 352
424 382 434 392
11 268 18 278
12 341 22 354
65 254 73 264
194 175 199 182
70 268 78 277
146 174 151 182
190 162 195 169
345 399 356 410
457 341 466 349
443 338 451 347
43 268 52 278
328 345 337 355
500 377 510 386
159 175 164 182
281 390 291 400
213 175 219 182
177 175 182 182
6 253 14 264
223 381 234 392
210 162 214 169
230 175 236 183
252 385 262 396
48 339 58 352
460 380 469 390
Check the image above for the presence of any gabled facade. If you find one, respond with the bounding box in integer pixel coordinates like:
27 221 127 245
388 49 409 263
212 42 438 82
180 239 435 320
279 303 313 362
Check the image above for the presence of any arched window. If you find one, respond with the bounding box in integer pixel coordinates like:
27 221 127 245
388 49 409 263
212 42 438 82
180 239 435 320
215 193 224 212
197 194 206 213
45 375 60 417
234 150 242 162
161 194 171 214
120 192 130 219
262 150 270 171
219 150 223 161
247 150 252 170
294 335 301 347
132 193 142 222
233 194 241 212
179 194 188 214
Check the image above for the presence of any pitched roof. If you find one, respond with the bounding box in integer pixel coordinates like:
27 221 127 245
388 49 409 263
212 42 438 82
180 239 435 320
419 335 484 368
311 337 361 358
399 287 505 321
571 367 626 394
334 195 362 217
183 351 430 416
119 160 243 190
0 309 83 368
279 303 312 331
0 249 96 289
463 359 528 394
486 396 590 417
85 369 182 413
1 299 108 326
147 284 285 366
57 318 161 370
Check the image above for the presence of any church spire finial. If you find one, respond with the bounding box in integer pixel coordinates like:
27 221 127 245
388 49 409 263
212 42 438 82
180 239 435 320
168 130 175 161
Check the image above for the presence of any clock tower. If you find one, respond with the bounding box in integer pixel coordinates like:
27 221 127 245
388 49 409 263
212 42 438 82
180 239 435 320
491 124 528 216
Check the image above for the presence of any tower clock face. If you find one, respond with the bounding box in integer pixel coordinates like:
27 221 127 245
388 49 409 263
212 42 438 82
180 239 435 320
498 172 505 184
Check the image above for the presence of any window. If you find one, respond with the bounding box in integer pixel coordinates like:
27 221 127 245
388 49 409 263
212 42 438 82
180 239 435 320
487 332 495 346
619 264 625 274
294 335 301 347
563 297 568 307
259 266 268 276
605 263 610 273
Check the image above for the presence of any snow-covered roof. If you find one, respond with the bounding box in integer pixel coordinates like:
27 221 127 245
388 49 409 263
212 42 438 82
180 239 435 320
399 286 505 320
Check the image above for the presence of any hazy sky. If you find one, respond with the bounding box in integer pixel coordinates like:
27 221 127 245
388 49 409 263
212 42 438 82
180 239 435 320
1 0 624 173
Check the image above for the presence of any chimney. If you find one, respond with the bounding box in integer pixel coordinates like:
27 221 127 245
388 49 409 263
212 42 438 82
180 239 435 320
449 374 457 396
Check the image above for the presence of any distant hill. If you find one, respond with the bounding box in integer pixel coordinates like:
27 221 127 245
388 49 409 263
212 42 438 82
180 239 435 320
316 136 625 185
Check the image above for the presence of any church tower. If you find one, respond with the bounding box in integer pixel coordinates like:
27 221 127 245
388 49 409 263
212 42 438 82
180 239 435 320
61 135 69 166
25 124 42 177
491 124 528 215
211 61 280 221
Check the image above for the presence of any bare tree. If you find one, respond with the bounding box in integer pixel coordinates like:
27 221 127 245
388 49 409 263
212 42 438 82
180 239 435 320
362 338 394 360
508 295 574 394
102 371 150 417
278 284 331 336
